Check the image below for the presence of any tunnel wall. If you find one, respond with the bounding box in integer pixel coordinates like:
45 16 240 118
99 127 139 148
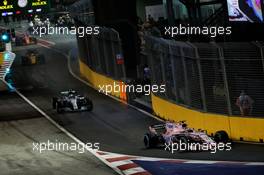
152 94 264 142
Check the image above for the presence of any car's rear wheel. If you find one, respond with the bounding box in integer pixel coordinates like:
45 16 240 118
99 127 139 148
144 133 158 149
39 55 45 64
144 133 152 149
52 97 57 109
214 131 229 143
87 101 93 111
85 98 93 111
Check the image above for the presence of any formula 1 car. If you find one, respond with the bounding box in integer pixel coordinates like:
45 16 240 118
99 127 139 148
21 50 45 66
143 121 229 150
52 90 93 113
15 35 37 46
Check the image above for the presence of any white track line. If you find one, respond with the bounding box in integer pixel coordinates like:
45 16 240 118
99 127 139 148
111 160 135 167
1 81 124 175
123 167 146 175
1 47 123 175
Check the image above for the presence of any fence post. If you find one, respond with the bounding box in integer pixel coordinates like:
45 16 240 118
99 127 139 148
169 45 179 102
180 47 191 106
109 33 118 79
187 42 207 112
160 50 168 98
92 35 102 72
214 44 232 115
252 42 264 74
112 29 126 79
102 30 110 75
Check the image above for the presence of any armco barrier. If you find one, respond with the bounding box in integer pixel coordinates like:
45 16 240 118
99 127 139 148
151 93 264 143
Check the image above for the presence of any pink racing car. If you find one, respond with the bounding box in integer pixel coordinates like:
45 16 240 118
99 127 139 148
143 121 229 150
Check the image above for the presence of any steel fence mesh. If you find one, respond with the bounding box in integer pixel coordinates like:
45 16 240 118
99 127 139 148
76 27 126 80
145 36 264 117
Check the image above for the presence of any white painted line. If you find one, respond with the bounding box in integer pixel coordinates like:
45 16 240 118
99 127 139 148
246 162 264 166
37 38 56 45
184 160 218 164
5 43 125 175
37 43 51 49
100 154 131 160
111 160 134 167
1 79 123 175
122 167 146 175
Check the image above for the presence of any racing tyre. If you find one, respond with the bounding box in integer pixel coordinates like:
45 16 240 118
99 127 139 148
144 133 156 149
176 136 189 153
56 102 63 114
87 102 93 111
85 98 93 111
52 97 57 109
214 131 229 143
39 55 45 64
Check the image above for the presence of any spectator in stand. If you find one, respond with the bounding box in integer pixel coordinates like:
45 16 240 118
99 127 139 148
57 17 65 27
44 18 50 28
147 14 155 25
143 64 151 85
236 90 254 116
28 21 34 34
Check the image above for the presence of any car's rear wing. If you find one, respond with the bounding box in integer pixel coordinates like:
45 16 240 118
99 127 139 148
150 124 166 134
60 90 76 95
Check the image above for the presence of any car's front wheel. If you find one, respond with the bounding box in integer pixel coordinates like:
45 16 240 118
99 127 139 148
214 131 229 143
52 97 57 109
85 98 93 111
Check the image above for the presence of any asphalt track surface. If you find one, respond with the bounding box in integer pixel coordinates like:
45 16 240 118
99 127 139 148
9 39 264 162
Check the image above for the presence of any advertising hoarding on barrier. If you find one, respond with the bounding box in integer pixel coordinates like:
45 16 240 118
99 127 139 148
0 0 50 16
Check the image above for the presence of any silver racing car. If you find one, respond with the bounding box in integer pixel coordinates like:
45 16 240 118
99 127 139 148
52 90 93 113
